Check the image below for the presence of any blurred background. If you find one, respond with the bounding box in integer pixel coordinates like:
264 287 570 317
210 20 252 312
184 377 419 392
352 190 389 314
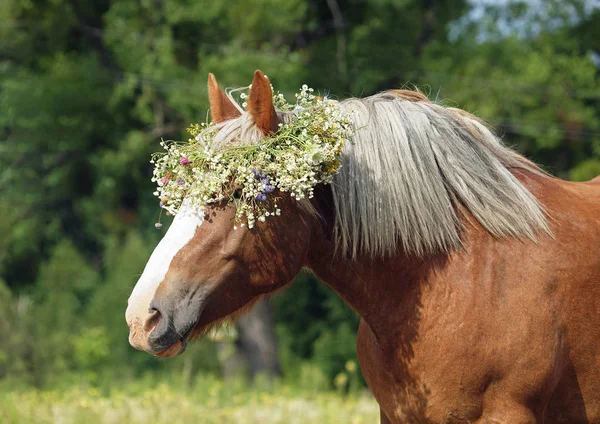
1 0 599 422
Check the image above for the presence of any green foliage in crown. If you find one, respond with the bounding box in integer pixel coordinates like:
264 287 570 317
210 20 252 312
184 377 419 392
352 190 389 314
151 85 354 229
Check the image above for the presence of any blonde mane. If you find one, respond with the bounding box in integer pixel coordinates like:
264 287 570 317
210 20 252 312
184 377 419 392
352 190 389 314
332 91 549 257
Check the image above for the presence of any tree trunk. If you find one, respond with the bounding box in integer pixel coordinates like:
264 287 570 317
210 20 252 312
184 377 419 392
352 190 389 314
238 299 281 378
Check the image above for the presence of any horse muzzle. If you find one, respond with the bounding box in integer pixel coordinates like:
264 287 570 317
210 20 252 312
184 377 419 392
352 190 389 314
126 287 205 357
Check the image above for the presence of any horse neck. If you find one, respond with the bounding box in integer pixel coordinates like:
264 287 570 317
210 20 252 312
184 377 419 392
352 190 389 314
305 219 448 349
304 170 554 351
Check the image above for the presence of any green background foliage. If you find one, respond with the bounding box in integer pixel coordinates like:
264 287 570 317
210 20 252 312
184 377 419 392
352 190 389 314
1 0 598 412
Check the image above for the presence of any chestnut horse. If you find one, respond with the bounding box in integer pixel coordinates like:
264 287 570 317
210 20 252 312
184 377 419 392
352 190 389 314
126 71 600 423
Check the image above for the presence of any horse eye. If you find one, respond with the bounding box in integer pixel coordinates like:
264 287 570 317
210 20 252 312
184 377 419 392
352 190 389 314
232 189 242 199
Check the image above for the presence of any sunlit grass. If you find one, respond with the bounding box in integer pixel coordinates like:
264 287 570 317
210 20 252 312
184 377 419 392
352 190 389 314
0 375 379 424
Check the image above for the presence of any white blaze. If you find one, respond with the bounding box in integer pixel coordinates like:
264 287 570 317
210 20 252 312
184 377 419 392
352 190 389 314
126 202 204 325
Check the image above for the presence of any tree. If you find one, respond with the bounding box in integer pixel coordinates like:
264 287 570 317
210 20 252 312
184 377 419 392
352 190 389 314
1 0 598 389
422 0 600 178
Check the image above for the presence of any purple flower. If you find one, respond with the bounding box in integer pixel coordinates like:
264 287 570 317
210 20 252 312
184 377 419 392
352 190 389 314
180 156 190 166
263 185 275 193
252 167 265 178
256 193 267 202
261 177 270 185
177 178 185 186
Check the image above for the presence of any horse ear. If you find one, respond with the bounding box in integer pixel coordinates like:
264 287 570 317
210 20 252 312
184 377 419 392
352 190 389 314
247 70 279 135
208 73 241 123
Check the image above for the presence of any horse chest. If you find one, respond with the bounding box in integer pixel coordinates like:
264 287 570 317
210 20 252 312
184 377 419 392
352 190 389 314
355 287 568 424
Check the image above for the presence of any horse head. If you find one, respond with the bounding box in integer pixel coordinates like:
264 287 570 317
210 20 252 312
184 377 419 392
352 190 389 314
125 71 317 357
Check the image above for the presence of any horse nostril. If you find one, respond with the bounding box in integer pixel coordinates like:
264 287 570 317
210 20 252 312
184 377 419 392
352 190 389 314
144 309 162 333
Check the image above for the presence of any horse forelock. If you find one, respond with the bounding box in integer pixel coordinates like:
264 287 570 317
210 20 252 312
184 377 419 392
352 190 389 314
199 102 318 215
204 108 296 150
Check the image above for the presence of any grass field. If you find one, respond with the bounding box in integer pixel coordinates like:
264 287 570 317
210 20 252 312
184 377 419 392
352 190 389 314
0 377 379 424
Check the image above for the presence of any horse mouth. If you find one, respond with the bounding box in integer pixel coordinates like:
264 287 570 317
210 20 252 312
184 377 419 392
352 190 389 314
145 309 197 358
153 337 188 357
128 303 201 358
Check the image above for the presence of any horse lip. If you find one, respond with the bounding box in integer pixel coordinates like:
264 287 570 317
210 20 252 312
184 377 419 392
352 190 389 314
153 333 190 358
152 321 194 358
154 340 185 358
148 290 208 357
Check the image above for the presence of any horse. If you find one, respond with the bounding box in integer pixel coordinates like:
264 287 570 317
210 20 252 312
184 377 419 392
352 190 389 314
126 70 600 423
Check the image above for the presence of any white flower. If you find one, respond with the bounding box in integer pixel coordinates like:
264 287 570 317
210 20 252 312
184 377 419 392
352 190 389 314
150 83 353 228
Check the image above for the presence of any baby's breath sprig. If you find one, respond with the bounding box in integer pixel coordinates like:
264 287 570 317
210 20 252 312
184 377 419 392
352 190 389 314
151 85 354 229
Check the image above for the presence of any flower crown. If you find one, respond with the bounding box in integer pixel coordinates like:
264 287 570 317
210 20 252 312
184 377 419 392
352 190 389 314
151 83 354 229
